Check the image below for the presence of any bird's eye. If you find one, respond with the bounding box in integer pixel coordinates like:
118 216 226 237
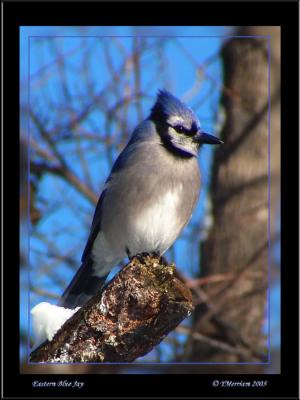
174 125 186 134
173 124 196 136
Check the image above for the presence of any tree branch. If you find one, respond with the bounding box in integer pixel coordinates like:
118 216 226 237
30 255 194 363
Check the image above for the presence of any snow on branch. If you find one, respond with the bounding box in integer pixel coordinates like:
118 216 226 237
30 254 194 363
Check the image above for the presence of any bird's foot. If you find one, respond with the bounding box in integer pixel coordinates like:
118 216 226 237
129 251 168 265
136 252 169 265
151 252 168 265
134 252 150 263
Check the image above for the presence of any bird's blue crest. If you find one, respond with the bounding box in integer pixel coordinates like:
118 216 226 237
150 89 197 124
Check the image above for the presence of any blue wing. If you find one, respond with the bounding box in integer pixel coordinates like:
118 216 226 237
80 141 133 263
81 189 106 263
81 121 149 263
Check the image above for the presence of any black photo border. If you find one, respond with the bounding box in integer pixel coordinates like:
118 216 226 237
2 1 299 399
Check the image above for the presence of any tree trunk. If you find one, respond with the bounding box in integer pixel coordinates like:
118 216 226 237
188 27 280 370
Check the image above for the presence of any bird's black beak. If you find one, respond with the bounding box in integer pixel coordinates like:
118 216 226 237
194 131 223 145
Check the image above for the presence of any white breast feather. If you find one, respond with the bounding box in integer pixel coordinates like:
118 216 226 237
131 185 183 254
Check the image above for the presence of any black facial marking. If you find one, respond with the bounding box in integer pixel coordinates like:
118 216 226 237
172 123 197 137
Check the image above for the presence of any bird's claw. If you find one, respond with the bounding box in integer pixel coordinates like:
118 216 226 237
132 251 168 265
134 252 150 263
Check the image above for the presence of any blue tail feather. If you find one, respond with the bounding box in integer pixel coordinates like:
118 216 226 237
59 258 108 309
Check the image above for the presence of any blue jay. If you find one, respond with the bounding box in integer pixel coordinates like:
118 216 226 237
59 90 222 308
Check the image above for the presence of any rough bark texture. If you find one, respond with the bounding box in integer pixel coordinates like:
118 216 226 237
188 27 280 369
30 255 193 363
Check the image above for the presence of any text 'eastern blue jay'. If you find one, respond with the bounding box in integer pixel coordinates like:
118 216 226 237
59 90 223 308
